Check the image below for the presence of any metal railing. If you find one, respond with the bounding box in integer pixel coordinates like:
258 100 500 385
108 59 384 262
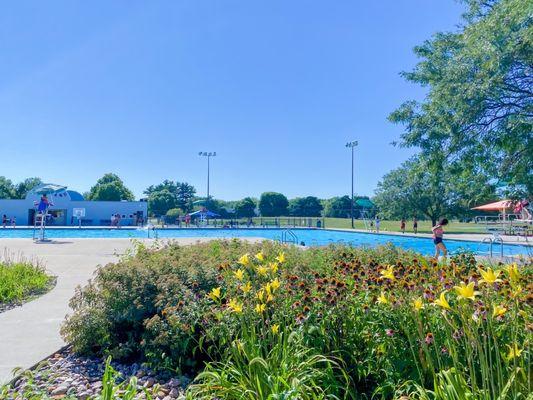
481 235 504 258
281 229 298 245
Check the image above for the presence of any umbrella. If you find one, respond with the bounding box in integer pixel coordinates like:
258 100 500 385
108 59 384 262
471 200 515 211
189 209 220 218
33 184 67 195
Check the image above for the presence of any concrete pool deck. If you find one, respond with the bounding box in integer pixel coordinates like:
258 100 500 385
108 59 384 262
0 237 263 383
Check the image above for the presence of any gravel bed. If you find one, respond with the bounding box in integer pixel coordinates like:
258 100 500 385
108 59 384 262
4 346 190 399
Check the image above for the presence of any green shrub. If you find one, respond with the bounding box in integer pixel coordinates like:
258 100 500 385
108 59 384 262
0 259 53 305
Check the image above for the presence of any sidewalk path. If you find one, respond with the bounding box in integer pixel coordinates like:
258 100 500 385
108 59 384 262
0 238 260 383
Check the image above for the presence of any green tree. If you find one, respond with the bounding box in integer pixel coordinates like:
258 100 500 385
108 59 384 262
288 196 323 217
148 190 177 215
390 0 532 195
144 180 196 213
0 177 15 199
88 174 134 201
14 177 42 199
323 196 352 218
373 156 496 225
259 192 289 217
234 197 257 218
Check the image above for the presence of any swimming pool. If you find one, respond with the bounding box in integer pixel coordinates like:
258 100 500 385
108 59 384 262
0 227 530 257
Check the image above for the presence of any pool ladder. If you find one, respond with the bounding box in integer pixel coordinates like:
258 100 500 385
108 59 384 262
281 229 298 245
481 235 503 257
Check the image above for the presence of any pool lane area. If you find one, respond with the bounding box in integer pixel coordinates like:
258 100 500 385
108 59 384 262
0 227 530 257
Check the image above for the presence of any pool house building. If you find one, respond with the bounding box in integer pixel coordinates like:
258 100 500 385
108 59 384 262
0 184 147 226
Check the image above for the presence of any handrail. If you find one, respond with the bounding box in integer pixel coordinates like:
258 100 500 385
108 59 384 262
481 236 503 258
281 229 298 244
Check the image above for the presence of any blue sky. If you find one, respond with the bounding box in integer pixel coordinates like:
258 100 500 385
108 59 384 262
0 1 464 200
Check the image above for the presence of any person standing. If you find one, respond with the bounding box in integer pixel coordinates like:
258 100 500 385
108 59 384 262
11 216 16 228
2 215 7 228
413 217 418 234
375 215 380 233
185 214 191 227
432 218 449 259
400 218 406 234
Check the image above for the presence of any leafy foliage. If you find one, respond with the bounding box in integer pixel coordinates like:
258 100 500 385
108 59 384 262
144 180 196 215
288 196 323 217
234 197 257 218
259 192 289 217
390 0 533 195
0 259 53 305
87 174 135 201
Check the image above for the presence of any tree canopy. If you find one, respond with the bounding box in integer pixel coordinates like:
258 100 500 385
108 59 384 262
259 192 289 217
389 0 532 196
373 155 496 225
288 196 323 217
0 176 43 199
144 180 196 215
234 197 257 218
87 174 135 201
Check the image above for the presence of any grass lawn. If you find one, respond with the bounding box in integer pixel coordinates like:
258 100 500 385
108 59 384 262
322 218 488 234
0 260 53 307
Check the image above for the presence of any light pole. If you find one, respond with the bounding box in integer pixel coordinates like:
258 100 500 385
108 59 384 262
198 152 216 202
345 141 358 229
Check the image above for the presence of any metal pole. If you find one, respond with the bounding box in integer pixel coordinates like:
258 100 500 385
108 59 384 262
351 145 354 229
207 154 210 201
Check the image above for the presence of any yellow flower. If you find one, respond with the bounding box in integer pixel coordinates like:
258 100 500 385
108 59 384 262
269 262 279 273
270 278 280 291
478 267 502 285
257 289 265 302
257 265 269 276
377 291 388 305
505 263 521 283
265 282 272 295
493 305 507 318
266 294 274 303
434 291 451 310
506 344 523 361
255 303 266 313
510 285 523 299
413 298 425 311
234 268 245 281
275 252 285 263
380 265 395 281
208 287 221 301
255 252 265 261
454 281 479 301
241 281 252 294
271 324 280 334
238 254 250 266
228 298 243 313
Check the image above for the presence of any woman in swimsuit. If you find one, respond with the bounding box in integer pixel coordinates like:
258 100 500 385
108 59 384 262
432 218 449 259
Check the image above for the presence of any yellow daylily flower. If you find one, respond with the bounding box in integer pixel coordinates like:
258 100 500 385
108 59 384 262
241 281 252 294
506 344 523 361
271 324 280 334
208 287 221 301
510 285 523 299
377 291 388 305
228 299 243 313
257 265 269 276
238 254 250 266
255 252 265 261
380 265 395 281
505 263 521 283
234 268 245 281
266 294 274 303
493 305 507 318
454 281 480 301
256 289 265 302
413 298 425 311
478 267 502 285
275 252 285 263
269 262 279 273
270 278 281 291
265 282 272 295
255 303 266 313
434 291 451 310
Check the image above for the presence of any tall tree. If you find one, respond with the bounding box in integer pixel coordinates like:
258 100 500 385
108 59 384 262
373 155 496 225
322 196 352 218
14 177 42 199
0 177 15 199
288 196 323 217
234 197 257 218
390 0 532 195
88 173 134 201
259 192 289 217
144 180 196 214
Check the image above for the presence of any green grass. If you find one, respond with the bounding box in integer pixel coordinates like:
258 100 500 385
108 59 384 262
321 218 488 234
0 260 53 306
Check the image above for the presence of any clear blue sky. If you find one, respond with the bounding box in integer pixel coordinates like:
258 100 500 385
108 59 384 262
0 1 464 200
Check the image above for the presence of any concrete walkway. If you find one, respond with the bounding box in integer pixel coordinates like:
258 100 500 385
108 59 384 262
0 238 259 383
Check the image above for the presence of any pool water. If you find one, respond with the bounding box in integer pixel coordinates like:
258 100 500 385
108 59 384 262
0 228 529 257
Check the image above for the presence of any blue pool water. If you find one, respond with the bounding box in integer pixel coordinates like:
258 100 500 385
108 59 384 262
0 228 530 257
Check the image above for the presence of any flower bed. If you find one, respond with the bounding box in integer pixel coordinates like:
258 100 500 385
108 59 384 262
60 240 531 399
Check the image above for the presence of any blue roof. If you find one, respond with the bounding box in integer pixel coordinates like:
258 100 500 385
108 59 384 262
67 190 85 201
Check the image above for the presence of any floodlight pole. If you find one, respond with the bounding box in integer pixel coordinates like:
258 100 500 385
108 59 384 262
199 151 217 202
345 141 358 229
